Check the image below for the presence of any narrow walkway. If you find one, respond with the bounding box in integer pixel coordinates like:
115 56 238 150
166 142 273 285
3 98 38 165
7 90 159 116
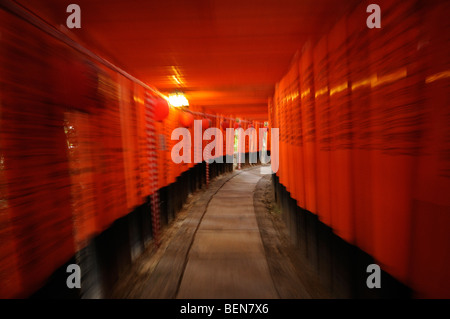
176 170 278 298
111 166 330 299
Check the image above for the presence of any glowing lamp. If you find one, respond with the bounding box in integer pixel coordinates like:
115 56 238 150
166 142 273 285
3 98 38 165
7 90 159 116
168 92 189 107
179 111 194 128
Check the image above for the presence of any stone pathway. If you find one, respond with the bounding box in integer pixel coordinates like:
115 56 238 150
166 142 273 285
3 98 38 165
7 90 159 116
176 170 278 299
111 166 330 299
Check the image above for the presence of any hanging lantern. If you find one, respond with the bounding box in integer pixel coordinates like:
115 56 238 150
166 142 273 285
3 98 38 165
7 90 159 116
202 118 211 130
221 120 230 130
179 111 194 128
153 97 170 122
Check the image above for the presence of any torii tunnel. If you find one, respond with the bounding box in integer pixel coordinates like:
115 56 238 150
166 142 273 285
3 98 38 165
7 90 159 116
0 0 449 303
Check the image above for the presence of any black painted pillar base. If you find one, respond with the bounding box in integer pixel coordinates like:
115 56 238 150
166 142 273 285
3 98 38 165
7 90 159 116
272 174 412 299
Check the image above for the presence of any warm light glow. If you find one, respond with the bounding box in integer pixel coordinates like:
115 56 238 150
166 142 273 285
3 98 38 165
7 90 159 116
315 86 328 98
133 95 144 104
371 68 407 87
330 81 348 96
351 77 373 91
168 92 189 107
172 75 182 85
425 70 450 84
301 88 311 99
170 66 185 86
